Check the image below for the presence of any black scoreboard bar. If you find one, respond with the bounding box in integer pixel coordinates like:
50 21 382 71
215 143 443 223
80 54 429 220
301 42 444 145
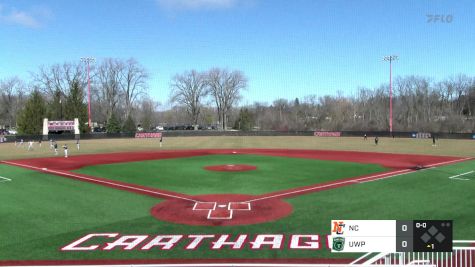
396 220 453 252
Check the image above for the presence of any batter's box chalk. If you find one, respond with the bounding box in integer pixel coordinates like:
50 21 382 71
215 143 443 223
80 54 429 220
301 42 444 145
193 202 216 210
229 202 251 210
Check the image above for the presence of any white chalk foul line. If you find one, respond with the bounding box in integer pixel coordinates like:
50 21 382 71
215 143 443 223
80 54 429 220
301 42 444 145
0 175 12 182
1 161 199 203
449 170 474 181
245 169 414 203
245 157 473 203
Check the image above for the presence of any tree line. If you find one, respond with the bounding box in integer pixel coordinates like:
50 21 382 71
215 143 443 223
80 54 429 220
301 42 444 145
0 57 474 134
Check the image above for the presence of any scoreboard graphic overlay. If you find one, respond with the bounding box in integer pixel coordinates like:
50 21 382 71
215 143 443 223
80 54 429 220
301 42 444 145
331 220 453 253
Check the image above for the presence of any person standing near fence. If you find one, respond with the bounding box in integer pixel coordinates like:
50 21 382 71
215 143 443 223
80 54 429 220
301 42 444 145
54 142 58 155
27 140 34 151
63 144 69 158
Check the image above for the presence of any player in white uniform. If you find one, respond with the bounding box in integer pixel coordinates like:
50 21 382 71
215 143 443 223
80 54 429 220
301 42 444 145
63 144 68 158
27 140 34 151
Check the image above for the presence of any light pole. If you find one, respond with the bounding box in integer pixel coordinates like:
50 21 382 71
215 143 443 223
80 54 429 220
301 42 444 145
383 55 398 134
80 57 95 131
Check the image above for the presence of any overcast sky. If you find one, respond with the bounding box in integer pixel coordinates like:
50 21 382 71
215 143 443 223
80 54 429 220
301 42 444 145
1 0 474 107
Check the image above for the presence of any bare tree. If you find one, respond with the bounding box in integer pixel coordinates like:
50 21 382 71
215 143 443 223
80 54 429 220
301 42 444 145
97 58 123 120
169 70 208 126
33 62 86 98
207 68 247 130
0 77 28 128
120 58 148 120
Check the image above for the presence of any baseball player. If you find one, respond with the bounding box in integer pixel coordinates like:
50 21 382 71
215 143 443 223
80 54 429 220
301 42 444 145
63 144 69 158
54 142 58 155
76 139 80 150
27 140 34 151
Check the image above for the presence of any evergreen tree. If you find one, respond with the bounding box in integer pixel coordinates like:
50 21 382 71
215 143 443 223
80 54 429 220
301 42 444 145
234 108 254 131
18 90 47 135
64 81 88 132
48 89 63 120
106 113 121 133
122 115 136 133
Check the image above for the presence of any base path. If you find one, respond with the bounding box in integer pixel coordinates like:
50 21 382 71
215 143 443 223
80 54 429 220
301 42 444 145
1 149 471 226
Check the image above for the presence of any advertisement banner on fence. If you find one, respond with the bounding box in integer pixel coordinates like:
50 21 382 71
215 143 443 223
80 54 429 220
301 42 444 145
135 132 162 138
411 132 431 139
314 131 341 137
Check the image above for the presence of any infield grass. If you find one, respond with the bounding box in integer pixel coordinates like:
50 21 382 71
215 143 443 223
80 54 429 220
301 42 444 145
73 154 387 195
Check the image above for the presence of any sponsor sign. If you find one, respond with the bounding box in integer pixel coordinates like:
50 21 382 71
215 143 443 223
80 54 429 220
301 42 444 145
314 131 341 137
48 121 75 131
135 132 162 138
412 132 431 139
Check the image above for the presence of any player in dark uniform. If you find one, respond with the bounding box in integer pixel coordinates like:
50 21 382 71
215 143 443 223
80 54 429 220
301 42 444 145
374 136 379 145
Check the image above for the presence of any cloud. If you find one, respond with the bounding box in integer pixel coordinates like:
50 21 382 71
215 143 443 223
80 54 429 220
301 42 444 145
0 5 52 28
156 0 243 11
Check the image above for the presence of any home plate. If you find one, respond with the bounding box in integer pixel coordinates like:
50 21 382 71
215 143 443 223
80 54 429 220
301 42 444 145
218 204 227 208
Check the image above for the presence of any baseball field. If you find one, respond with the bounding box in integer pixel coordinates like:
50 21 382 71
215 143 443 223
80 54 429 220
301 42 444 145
0 136 474 265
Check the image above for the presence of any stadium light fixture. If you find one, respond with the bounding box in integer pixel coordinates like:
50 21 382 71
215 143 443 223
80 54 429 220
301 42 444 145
80 57 96 131
383 55 398 134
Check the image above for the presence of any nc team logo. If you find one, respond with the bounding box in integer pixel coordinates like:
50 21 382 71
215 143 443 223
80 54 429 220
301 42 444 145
332 237 345 252
332 221 345 235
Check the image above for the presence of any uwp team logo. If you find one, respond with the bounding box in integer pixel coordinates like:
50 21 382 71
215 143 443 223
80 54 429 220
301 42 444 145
332 221 345 235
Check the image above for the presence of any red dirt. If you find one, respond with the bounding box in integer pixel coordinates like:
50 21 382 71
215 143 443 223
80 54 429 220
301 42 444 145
4 148 464 171
204 164 257 172
150 194 292 226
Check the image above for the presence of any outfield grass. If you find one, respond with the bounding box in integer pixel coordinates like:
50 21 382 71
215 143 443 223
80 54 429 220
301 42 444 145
73 154 387 195
0 136 474 161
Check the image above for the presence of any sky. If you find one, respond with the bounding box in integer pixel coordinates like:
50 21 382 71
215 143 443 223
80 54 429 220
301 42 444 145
1 0 474 108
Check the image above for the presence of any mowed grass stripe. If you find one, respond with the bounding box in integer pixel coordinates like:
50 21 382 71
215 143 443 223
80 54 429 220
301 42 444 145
73 154 388 195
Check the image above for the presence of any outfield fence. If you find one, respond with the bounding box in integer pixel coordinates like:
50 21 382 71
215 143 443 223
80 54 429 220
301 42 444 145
1 130 474 143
